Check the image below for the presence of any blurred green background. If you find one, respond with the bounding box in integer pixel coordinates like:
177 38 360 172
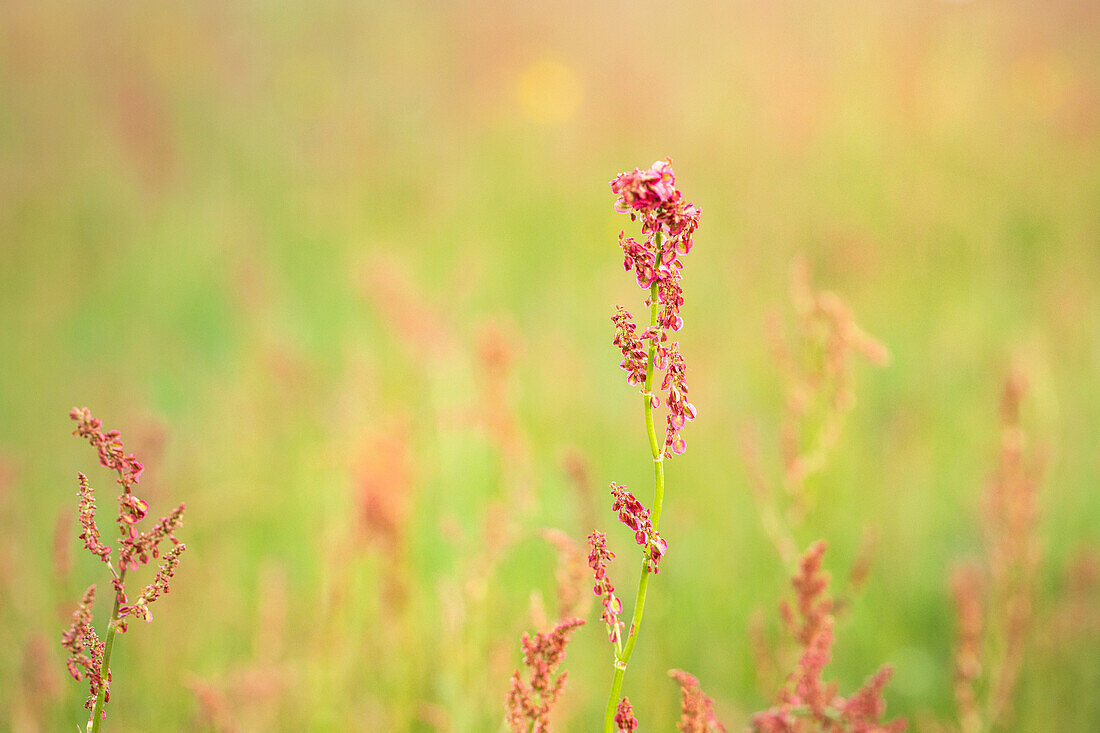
1 0 1098 730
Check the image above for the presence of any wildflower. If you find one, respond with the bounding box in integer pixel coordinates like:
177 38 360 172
751 542 905 732
610 158 677 214
60 585 107 712
610 483 667 573
76 473 111 563
120 544 187 623
588 530 623 643
505 617 586 732
660 344 695 457
669 669 727 733
614 697 639 732
610 158 700 460
70 407 144 491
542 529 591 622
612 306 649 388
63 408 187 728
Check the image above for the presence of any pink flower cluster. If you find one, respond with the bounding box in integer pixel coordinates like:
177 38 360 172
60 585 107 714
63 407 188 719
609 159 700 458
615 697 639 732
661 344 696 456
669 669 727 733
77 473 111 563
751 542 906 733
70 407 144 490
611 483 668 573
69 408 186 580
612 306 649 388
610 158 701 248
505 617 586 732
587 530 623 643
119 543 187 624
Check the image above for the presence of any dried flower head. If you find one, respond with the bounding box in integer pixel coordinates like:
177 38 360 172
505 617 585 732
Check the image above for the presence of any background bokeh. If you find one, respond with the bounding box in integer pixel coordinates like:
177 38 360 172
1 0 1098 730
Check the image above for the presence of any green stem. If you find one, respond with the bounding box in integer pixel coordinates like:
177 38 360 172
88 567 126 733
603 233 668 732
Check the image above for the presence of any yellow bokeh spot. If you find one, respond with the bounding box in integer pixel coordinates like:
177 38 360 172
515 59 582 125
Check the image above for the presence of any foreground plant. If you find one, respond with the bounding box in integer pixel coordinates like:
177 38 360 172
502 159 700 731
594 158 701 730
62 408 186 731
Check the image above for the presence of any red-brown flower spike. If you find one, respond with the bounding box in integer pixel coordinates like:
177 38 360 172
505 617 585 732
612 306 649 388
610 483 667 573
70 407 144 491
610 159 699 460
120 543 187 623
751 543 906 733
60 585 107 712
781 540 832 646
63 408 187 729
669 669 727 733
614 697 639 732
77 473 112 564
588 530 623 643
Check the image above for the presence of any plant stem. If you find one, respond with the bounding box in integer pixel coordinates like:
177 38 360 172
603 233 667 732
88 567 126 733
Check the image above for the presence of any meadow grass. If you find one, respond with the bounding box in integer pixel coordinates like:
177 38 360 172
1 1 1098 730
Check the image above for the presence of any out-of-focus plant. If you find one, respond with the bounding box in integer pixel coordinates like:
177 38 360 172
741 256 889 568
949 371 1041 733
750 542 906 732
61 408 186 732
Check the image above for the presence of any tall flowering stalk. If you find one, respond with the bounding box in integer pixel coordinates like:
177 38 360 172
62 408 186 731
595 159 701 731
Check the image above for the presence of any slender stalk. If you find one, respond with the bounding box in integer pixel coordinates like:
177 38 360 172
603 233 667 732
88 567 126 733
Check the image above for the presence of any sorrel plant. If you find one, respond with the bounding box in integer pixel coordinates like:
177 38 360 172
61 408 186 731
597 158 700 730
506 160 908 731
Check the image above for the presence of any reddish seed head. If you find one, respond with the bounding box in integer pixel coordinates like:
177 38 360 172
610 160 700 459
64 408 188 723
610 483 668 573
588 530 623 642
670 669 727 733
505 618 586 732
615 696 640 732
